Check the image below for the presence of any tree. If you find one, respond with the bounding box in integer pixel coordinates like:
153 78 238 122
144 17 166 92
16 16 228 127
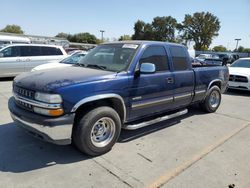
237 46 245 52
152 16 177 42
55 32 98 44
55 32 70 39
236 46 250 53
132 20 147 40
132 16 178 42
213 45 227 52
71 33 97 44
243 48 250 53
179 12 220 50
118 35 131 41
0 24 24 34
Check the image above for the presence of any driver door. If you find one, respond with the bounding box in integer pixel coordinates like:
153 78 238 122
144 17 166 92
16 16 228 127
128 45 174 121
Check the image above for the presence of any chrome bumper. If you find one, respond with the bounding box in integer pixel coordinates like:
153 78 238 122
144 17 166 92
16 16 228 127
10 113 73 145
8 97 74 145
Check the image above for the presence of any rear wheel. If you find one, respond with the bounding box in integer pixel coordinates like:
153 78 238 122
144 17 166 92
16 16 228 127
200 86 221 113
73 106 121 156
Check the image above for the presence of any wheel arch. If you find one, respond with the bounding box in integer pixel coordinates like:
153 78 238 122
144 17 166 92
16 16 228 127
207 79 222 90
71 94 126 123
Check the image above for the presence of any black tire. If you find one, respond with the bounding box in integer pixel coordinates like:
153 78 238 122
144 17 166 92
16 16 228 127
200 85 221 113
73 106 121 156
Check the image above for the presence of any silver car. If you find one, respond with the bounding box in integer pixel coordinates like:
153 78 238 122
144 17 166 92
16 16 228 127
0 44 67 77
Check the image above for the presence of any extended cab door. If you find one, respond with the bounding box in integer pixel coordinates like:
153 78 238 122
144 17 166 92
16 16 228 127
0 46 25 77
169 46 195 108
128 45 174 121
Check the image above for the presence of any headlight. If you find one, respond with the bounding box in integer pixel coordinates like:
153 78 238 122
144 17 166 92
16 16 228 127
35 92 62 103
33 107 64 116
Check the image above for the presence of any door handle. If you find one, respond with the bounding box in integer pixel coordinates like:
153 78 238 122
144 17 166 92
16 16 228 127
166 77 174 84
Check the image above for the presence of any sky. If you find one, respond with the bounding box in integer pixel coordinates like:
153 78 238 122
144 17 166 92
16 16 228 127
0 0 250 50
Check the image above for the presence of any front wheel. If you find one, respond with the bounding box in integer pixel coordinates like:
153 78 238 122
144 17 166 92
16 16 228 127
200 86 221 113
73 106 121 156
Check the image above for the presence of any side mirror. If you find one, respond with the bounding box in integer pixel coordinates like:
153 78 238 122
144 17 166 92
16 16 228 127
0 53 3 58
140 63 156 74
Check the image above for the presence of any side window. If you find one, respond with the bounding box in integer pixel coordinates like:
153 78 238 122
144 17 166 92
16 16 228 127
41 47 63 55
139 46 169 72
1 46 20 57
30 46 42 56
170 46 189 71
20 46 32 57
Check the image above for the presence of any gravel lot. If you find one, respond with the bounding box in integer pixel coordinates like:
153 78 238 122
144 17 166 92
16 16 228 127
0 78 250 188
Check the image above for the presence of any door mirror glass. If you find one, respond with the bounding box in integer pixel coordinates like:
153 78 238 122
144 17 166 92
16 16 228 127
0 53 4 58
140 63 156 74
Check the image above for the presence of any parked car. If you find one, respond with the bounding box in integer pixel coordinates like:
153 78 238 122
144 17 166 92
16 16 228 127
8 41 229 156
193 54 223 67
31 51 87 71
0 44 67 77
228 58 250 91
217 53 234 65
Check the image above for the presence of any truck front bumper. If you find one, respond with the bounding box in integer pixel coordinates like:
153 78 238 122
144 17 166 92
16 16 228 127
8 97 75 145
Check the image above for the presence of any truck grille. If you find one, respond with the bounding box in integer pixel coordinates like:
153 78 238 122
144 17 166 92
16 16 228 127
229 75 248 83
13 86 35 99
15 100 33 111
13 85 35 111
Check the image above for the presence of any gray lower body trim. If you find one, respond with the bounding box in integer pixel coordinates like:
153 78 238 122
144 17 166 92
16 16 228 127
174 93 192 101
132 97 173 109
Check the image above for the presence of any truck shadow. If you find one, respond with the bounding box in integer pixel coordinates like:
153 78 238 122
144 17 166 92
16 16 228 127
0 122 89 173
0 106 204 173
119 105 205 143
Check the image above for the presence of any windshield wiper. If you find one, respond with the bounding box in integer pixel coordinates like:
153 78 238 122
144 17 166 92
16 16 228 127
87 64 107 70
75 63 85 67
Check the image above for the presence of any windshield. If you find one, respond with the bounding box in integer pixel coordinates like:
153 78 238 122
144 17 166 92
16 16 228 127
60 53 86 64
231 59 250 68
77 43 139 72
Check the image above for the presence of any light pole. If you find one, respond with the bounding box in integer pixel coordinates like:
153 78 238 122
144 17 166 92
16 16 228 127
100 30 105 43
235 38 241 51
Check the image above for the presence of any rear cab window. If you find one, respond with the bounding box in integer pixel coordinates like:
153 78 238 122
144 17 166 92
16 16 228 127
169 46 189 71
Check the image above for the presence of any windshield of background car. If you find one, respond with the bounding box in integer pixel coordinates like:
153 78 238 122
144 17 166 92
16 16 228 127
231 59 250 68
77 43 139 72
60 53 86 64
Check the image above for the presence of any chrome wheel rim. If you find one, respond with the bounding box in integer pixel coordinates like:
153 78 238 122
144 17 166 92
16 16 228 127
90 117 116 147
209 90 220 108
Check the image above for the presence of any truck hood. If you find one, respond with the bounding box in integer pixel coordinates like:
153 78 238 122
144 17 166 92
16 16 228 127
14 66 116 92
229 67 250 77
32 62 72 71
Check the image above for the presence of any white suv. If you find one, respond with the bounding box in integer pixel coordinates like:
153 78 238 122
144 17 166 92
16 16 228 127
0 44 67 77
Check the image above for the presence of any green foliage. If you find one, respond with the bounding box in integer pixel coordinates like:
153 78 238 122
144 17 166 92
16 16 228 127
213 45 227 52
118 35 131 41
152 16 177 41
236 46 250 53
132 16 177 42
179 12 220 51
55 32 98 44
0 24 24 34
55 32 69 39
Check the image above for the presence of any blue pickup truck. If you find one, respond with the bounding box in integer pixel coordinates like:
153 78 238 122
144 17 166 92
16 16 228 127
8 41 229 156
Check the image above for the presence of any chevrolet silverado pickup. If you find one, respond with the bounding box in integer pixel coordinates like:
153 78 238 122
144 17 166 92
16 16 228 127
8 41 229 156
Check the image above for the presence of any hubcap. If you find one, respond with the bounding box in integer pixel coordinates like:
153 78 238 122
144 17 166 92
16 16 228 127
90 117 116 147
209 90 220 108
